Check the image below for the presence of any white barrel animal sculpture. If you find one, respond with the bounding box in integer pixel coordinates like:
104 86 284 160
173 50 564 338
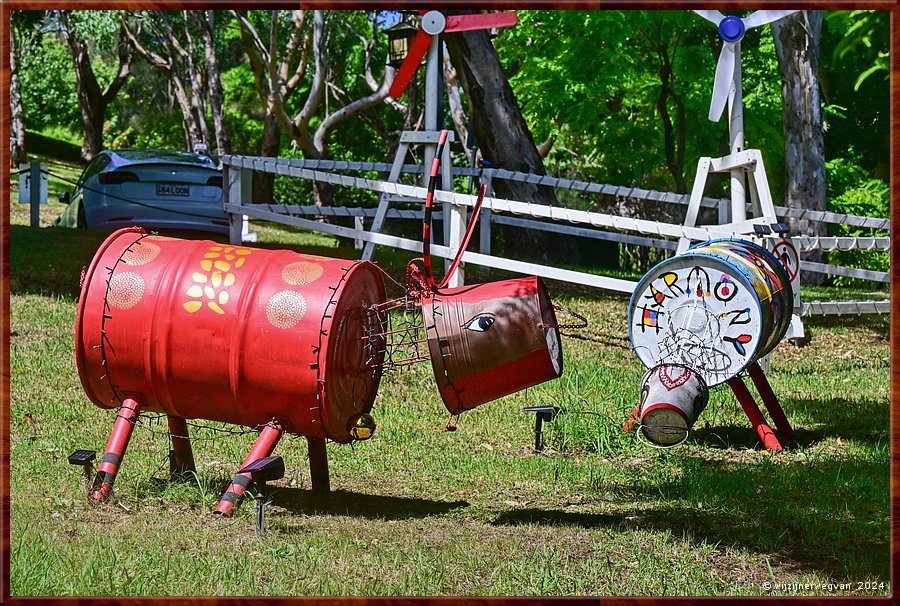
627 238 793 446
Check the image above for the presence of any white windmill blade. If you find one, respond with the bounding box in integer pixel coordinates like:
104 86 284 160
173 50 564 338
709 43 736 122
693 10 725 25
743 10 800 29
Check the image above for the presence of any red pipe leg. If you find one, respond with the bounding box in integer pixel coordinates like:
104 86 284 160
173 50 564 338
622 404 641 432
90 398 142 501
747 362 795 441
167 415 197 477
728 376 783 452
307 437 330 493
213 422 284 516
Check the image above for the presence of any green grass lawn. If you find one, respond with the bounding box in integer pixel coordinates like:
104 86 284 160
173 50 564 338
7 194 890 596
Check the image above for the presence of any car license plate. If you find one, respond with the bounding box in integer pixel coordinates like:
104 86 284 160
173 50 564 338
156 184 190 197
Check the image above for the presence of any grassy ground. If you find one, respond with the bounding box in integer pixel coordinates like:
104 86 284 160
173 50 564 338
7 191 891 596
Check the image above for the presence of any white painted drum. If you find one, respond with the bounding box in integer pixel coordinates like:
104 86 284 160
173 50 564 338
627 238 793 387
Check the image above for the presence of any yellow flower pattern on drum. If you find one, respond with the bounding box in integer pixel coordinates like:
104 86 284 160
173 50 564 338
183 245 253 314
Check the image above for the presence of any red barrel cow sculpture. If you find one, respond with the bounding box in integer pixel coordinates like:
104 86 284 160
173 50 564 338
75 132 575 515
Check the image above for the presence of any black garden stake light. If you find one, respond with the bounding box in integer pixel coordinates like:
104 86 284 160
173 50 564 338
67 449 97 495
239 455 285 536
523 406 561 452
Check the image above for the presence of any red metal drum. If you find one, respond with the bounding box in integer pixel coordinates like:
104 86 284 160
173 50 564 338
75 227 386 443
422 276 563 414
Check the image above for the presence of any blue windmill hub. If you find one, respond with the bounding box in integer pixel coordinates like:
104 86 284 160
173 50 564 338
718 15 745 42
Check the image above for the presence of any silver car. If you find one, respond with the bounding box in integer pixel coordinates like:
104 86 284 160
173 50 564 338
56 149 229 235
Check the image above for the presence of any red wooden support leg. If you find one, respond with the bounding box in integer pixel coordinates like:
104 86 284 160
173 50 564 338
622 404 641 432
167 415 196 478
90 398 142 502
728 376 783 452
213 422 284 517
747 362 795 441
307 437 330 494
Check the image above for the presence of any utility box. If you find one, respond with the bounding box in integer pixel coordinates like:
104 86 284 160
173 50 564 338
18 162 48 204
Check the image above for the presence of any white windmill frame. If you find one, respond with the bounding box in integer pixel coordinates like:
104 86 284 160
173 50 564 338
678 9 805 342
676 9 800 255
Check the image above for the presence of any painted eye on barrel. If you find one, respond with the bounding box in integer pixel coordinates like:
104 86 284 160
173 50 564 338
464 314 496 332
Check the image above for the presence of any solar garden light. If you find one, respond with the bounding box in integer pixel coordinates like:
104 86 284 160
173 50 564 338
238 455 285 536
67 449 97 495
523 406 561 452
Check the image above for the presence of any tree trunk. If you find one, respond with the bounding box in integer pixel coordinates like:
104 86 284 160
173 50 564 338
61 14 131 162
772 11 826 285
196 11 230 156
442 43 470 162
253 113 281 203
656 46 688 194
9 24 27 167
444 23 580 265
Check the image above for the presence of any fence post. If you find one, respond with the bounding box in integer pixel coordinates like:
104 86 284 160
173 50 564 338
354 216 364 250
225 164 252 245
479 172 493 256
30 161 43 228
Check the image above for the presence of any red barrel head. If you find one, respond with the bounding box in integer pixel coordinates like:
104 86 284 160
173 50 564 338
422 276 563 414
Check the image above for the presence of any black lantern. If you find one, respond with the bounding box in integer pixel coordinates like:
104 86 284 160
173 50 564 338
386 14 418 68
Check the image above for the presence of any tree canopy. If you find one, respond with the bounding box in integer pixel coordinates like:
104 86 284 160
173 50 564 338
13 9 888 272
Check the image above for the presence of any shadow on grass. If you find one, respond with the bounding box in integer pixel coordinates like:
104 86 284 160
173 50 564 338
10 226 110 300
785 397 889 445
494 455 889 582
690 424 824 450
691 392 887 449
8 224 404 300
269 488 469 523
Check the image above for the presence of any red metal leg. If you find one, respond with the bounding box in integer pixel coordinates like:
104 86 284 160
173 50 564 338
90 398 142 501
307 437 330 494
728 376 783 451
167 415 196 477
214 422 284 517
622 404 641 432
747 362 795 441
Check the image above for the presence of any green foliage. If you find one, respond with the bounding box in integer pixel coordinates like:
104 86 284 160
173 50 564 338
825 154 889 287
63 10 125 48
496 11 735 196
828 10 889 91
221 65 264 155
130 112 189 150
18 34 79 132
821 11 889 179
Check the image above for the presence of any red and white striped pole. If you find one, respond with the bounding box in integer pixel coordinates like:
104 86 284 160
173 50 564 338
90 398 142 502
213 422 284 517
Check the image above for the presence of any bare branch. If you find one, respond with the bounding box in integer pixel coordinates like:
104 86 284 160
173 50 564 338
292 10 326 132
122 13 171 72
230 10 270 65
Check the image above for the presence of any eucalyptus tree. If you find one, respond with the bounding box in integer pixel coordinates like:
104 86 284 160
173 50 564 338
233 10 397 205
9 12 33 166
122 10 231 156
771 11 825 283
57 10 132 162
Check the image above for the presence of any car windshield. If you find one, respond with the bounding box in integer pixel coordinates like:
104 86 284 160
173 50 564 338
111 149 215 167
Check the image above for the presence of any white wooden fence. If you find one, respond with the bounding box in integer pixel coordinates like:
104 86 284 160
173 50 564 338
221 155 890 316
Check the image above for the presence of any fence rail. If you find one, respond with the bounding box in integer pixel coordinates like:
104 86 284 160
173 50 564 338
221 155 890 316
263 158 891 231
